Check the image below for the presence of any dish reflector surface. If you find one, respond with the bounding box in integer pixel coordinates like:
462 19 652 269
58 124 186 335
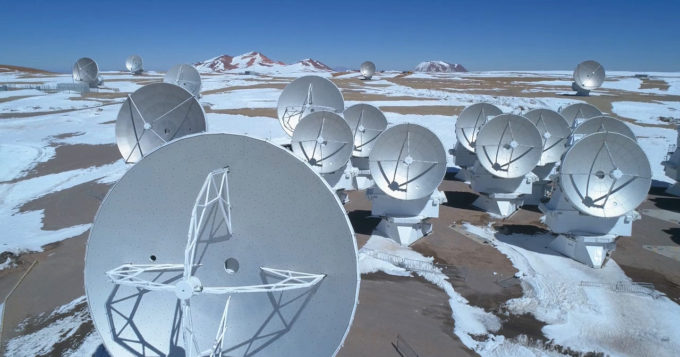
573 60 605 91
475 114 543 178
559 132 651 218
455 103 503 152
86 133 359 357
72 57 99 86
360 61 376 79
573 116 636 141
524 109 571 165
559 103 602 127
115 82 206 163
369 123 447 200
164 64 202 97
343 104 388 157
125 55 143 73
277 76 344 136
291 111 354 174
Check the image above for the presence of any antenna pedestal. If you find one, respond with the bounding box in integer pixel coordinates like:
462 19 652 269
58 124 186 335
469 163 538 218
322 163 359 203
367 188 446 246
524 163 557 205
571 82 590 96
548 234 617 268
663 143 680 196
351 157 375 190
540 187 640 268
452 143 476 182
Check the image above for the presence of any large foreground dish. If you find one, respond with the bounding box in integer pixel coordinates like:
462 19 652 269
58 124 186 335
86 133 359 357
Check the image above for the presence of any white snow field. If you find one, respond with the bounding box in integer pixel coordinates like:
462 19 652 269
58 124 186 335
1 67 679 356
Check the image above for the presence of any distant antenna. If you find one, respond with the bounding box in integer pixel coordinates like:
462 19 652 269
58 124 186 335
542 132 651 268
85 133 359 357
572 60 605 96
559 103 602 128
72 57 99 88
367 123 447 246
125 55 143 74
469 114 542 217
572 116 635 142
360 61 376 80
277 76 344 137
115 83 206 163
164 64 202 97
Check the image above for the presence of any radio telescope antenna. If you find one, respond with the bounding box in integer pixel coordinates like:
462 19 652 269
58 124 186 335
367 123 447 246
125 55 143 74
343 104 388 158
277 76 344 137
360 61 376 80
292 111 353 174
164 64 202 97
524 109 571 166
542 132 651 267
343 104 388 190
115 83 206 163
662 125 680 196
453 103 503 181
559 103 602 128
572 60 605 96
522 109 571 205
72 57 100 88
468 114 542 217
572 116 635 143
291 111 358 203
85 133 359 356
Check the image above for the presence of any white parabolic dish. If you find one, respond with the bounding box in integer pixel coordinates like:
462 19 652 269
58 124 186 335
559 103 602 127
115 82 206 163
523 109 571 165
72 57 99 87
559 131 651 218
343 103 388 158
475 114 543 178
164 64 202 97
455 103 503 152
291 111 354 174
85 133 359 356
277 75 344 137
573 60 605 91
369 123 447 200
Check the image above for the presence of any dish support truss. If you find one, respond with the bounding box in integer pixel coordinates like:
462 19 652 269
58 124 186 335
123 93 198 163
105 168 325 357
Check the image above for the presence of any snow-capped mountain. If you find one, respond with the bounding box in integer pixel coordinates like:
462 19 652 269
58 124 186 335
195 51 333 73
415 61 467 73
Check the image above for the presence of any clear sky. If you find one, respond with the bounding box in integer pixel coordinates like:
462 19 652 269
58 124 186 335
1 0 678 72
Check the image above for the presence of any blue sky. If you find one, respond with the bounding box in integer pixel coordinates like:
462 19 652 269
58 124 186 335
1 0 678 72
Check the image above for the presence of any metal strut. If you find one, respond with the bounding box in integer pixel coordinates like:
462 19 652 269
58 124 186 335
105 167 325 357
